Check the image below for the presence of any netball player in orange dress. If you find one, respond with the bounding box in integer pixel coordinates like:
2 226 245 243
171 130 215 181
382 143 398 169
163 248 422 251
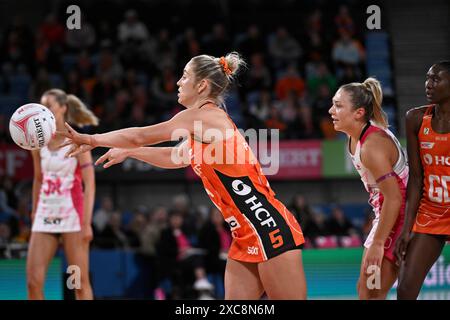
395 61 450 299
58 52 307 300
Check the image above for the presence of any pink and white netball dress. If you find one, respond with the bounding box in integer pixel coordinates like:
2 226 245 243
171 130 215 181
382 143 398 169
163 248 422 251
32 144 83 233
349 122 408 262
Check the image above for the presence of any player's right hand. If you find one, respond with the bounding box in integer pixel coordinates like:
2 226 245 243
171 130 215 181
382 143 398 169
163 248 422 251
57 122 96 157
394 231 411 265
95 148 130 168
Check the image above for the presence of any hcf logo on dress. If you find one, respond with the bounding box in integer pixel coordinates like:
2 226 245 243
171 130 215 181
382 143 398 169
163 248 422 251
231 179 277 228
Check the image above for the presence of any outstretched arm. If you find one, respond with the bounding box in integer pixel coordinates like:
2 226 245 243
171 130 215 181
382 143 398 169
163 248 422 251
96 139 191 169
59 108 198 157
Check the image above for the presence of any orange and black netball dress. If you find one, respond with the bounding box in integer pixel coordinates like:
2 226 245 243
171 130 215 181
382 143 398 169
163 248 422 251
413 105 450 237
188 106 304 263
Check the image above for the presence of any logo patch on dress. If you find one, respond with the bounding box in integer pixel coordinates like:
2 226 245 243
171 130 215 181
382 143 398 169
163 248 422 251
420 142 434 149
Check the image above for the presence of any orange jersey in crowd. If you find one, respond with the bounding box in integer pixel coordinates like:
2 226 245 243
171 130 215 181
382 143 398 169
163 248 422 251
188 109 304 263
413 105 450 236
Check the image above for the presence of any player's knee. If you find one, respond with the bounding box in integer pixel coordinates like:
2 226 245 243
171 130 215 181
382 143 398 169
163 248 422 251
397 277 416 299
27 270 44 292
357 277 370 299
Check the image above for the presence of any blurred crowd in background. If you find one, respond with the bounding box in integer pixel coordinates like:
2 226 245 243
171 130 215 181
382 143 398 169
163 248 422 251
0 1 368 141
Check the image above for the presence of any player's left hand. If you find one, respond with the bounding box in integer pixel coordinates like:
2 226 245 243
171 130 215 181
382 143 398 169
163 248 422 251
363 242 384 275
95 148 130 168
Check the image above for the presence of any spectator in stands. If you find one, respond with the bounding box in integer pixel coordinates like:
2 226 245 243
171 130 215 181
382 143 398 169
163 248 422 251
38 13 65 46
335 5 355 36
92 195 115 234
265 105 288 138
0 222 12 246
303 34 329 74
332 30 365 79
276 90 299 138
289 96 318 139
117 10 149 44
9 197 31 243
0 175 20 243
151 66 179 113
96 21 116 48
243 53 272 94
237 24 266 59
198 207 231 283
96 42 124 80
290 194 314 231
0 115 11 144
1 31 28 71
1 15 35 72
312 84 338 139
247 89 272 128
117 10 151 70
326 206 358 237
65 15 96 52
0 175 17 215
140 205 168 257
91 73 120 126
275 64 306 100
171 194 199 239
125 210 146 248
30 67 52 101
34 15 64 73
152 29 177 71
95 211 133 249
338 64 362 86
202 23 231 57
157 211 212 299
362 208 376 241
176 28 201 67
268 27 303 70
125 87 151 127
75 50 95 79
306 9 323 34
65 69 88 101
304 210 330 246
137 205 169 295
307 62 337 99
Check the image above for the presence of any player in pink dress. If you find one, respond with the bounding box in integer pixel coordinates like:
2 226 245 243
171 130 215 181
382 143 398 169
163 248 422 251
26 89 98 300
329 78 408 299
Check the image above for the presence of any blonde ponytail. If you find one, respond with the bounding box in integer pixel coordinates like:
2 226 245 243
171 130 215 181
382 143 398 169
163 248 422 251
191 51 246 104
223 51 245 78
43 89 99 128
66 94 99 127
363 77 388 128
339 77 388 128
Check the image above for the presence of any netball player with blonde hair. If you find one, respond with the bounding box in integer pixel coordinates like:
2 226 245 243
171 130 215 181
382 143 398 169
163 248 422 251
27 89 98 300
58 52 307 300
329 78 408 299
